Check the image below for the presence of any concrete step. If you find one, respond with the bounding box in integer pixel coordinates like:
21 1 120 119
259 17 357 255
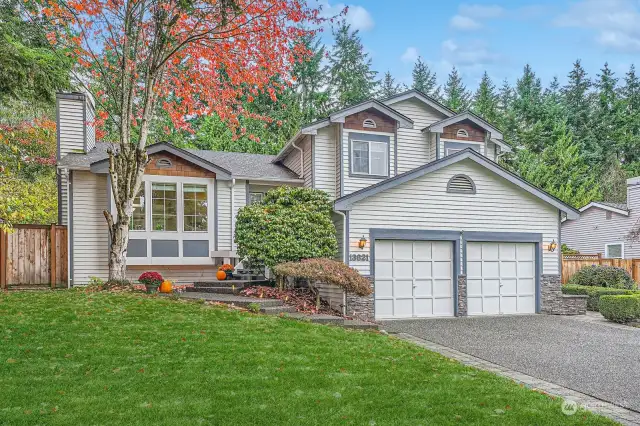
6 285 54 291
178 292 283 308
186 286 241 295
343 320 379 330
193 280 268 288
260 305 297 315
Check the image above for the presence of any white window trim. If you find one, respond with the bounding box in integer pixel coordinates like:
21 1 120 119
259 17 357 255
351 139 389 177
440 138 485 158
113 174 216 265
605 242 624 259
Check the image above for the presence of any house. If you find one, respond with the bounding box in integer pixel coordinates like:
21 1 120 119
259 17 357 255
56 89 580 320
561 178 640 259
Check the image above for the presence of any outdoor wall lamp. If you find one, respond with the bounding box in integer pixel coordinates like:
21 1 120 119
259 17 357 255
548 239 557 252
358 236 367 249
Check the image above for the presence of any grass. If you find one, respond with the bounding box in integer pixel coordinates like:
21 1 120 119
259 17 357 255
0 291 616 425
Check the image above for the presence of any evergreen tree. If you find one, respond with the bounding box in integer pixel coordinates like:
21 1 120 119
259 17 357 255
442 66 470 112
512 65 546 152
562 60 598 162
379 71 403 99
292 33 329 123
412 57 439 98
620 64 640 165
328 23 378 109
594 63 622 159
472 71 498 123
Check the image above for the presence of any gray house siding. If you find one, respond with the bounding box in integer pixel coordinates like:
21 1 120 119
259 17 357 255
562 186 640 258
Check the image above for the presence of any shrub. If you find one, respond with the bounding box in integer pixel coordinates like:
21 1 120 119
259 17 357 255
568 265 636 289
561 244 579 255
599 295 640 323
562 284 639 311
246 303 261 314
273 258 372 296
235 186 338 268
138 271 163 286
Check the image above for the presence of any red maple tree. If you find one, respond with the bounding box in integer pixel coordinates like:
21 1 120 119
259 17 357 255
35 0 331 279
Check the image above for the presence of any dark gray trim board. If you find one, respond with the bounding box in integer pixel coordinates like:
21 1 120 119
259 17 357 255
369 229 462 317
56 95 61 160
82 95 87 153
435 133 440 160
339 124 344 197
347 132 391 179
333 148 580 219
311 135 315 188
89 143 233 179
462 231 543 313
213 180 218 251
393 127 398 176
345 211 350 265
245 180 250 206
57 171 62 224
68 170 74 287
558 211 562 275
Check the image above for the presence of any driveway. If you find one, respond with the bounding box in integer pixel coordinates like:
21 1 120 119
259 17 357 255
381 315 640 412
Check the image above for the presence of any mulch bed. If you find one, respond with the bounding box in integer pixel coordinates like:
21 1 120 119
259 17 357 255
240 285 341 315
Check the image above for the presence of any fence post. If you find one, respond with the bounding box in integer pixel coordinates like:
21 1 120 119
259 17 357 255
0 228 5 290
597 253 602 265
50 224 56 289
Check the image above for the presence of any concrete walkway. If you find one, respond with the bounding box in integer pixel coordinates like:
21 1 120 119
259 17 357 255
381 315 640 416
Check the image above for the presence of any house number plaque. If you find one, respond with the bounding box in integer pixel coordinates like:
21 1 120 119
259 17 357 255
349 254 369 262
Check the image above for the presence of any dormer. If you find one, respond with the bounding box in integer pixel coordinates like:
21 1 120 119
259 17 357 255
423 111 511 162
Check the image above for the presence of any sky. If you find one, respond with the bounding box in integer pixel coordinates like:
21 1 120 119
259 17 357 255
316 0 640 90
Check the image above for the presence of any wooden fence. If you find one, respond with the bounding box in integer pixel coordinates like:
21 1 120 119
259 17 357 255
0 224 68 289
562 254 640 284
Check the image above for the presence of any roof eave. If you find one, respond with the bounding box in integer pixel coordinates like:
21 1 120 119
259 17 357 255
380 89 456 117
424 112 504 140
579 202 629 217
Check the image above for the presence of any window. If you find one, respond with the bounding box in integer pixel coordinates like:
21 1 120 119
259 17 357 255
352 140 388 176
183 184 208 232
249 192 265 204
605 243 624 259
456 129 469 138
447 174 476 194
151 183 177 231
362 118 377 128
129 187 146 231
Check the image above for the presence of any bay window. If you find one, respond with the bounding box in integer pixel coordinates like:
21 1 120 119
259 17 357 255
151 183 177 231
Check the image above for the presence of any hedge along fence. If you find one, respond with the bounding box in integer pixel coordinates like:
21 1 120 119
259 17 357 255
562 285 640 311
273 258 372 297
599 295 640 323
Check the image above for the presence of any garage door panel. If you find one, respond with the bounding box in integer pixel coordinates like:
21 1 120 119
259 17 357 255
376 280 393 298
414 261 432 278
394 280 413 298
376 261 393 278
467 241 537 315
394 241 413 259
375 299 393 318
413 242 432 259
414 280 432 297
374 239 454 319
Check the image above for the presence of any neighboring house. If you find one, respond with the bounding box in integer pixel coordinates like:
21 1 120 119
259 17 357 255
57 89 579 320
562 178 640 259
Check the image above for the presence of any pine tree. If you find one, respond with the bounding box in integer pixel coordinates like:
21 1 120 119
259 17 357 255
594 63 622 157
328 23 378 109
562 60 598 162
472 72 498 123
619 64 640 165
513 64 543 124
412 57 439 98
442 66 470 112
379 71 403 99
292 33 329 123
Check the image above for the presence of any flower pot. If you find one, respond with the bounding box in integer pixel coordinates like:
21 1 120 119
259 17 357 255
145 283 160 294
216 270 227 281
225 271 233 279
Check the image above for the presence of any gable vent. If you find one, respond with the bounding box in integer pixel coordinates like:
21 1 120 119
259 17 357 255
447 174 476 194
456 129 469 138
362 118 377 128
155 158 173 168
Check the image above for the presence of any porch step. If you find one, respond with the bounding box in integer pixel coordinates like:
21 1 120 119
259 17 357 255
260 305 298 315
193 279 269 288
343 320 379 330
186 286 242 295
178 292 283 308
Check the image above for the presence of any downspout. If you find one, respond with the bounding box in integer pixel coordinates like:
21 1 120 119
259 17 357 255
292 138 304 179
230 178 235 251
334 209 348 316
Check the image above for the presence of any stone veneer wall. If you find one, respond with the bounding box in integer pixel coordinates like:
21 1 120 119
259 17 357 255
346 276 374 320
457 274 467 316
541 274 587 315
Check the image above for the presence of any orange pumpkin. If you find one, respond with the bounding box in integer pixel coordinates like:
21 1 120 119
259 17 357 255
216 270 227 281
159 280 173 293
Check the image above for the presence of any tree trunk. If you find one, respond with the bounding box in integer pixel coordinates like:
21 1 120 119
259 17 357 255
108 220 130 280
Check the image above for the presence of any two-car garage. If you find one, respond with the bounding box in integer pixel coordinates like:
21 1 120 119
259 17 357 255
373 237 538 319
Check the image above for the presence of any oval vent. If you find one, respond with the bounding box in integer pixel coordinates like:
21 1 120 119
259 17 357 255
362 118 377 128
456 129 469 138
447 174 476 194
155 158 173 168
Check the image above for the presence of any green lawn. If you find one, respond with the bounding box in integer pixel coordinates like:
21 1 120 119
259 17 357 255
0 291 615 425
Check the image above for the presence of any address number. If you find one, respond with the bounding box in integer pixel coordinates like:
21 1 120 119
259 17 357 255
349 254 369 262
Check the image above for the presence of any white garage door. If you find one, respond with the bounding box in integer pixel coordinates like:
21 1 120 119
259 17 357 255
467 242 536 315
375 240 454 319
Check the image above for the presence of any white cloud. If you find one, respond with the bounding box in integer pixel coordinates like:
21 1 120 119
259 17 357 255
555 0 640 52
441 39 501 67
450 15 482 31
400 47 419 63
318 2 374 32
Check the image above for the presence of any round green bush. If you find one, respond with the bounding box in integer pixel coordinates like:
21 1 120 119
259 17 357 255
234 186 338 268
599 294 640 323
568 265 636 289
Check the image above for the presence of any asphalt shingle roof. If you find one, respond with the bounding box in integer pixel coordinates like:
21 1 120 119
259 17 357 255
599 201 628 211
58 142 300 181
